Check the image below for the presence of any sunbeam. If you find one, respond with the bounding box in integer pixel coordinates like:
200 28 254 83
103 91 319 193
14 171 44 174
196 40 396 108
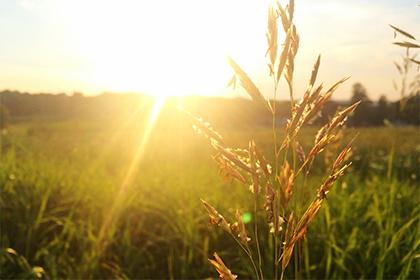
96 96 166 254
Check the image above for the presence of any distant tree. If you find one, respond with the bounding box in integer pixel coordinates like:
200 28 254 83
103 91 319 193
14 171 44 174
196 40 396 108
375 94 389 125
350 83 370 104
71 91 84 98
349 83 373 126
398 94 420 125
378 94 388 106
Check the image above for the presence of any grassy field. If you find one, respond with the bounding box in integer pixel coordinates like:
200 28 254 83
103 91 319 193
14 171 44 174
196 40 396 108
1 116 419 279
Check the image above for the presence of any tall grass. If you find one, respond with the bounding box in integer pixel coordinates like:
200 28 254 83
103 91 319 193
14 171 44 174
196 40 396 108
389 23 420 104
1 1 419 278
188 1 384 279
0 119 419 278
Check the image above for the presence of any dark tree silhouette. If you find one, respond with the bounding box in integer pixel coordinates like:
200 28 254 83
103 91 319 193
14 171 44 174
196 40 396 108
375 95 389 125
398 94 420 125
1 89 419 127
349 83 373 126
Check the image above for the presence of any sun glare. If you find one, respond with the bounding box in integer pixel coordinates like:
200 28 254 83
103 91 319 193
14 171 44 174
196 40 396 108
57 0 270 97
97 95 165 253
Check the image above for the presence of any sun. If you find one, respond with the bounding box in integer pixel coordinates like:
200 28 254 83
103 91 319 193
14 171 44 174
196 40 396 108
59 0 270 97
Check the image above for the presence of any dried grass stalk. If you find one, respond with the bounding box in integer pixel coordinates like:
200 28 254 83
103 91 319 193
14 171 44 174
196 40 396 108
191 1 359 279
232 210 251 245
228 57 267 108
201 199 232 234
209 253 238 280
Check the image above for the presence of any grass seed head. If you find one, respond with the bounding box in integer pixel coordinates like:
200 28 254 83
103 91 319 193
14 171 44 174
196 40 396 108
215 155 248 185
267 6 278 70
249 141 261 194
228 57 267 108
190 114 224 145
233 209 251 246
276 1 290 32
212 143 256 175
278 161 295 208
276 28 292 83
201 199 232 234
264 184 276 225
209 253 238 280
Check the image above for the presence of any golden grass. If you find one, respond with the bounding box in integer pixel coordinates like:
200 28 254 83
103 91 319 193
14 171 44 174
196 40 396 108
190 1 361 279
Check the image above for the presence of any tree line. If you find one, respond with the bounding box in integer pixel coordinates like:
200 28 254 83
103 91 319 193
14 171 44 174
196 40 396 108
0 82 419 129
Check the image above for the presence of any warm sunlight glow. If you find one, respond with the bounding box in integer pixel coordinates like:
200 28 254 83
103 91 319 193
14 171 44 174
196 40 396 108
97 96 165 253
3 0 420 278
115 96 164 196
57 0 270 97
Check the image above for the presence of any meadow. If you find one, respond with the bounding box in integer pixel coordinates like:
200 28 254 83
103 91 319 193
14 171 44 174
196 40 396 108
1 113 419 279
1 0 419 278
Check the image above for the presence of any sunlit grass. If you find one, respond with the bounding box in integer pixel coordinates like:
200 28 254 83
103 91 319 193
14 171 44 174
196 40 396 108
97 96 166 255
1 119 418 278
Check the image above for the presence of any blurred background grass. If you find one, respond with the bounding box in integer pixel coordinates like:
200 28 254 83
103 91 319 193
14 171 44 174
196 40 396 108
1 111 419 279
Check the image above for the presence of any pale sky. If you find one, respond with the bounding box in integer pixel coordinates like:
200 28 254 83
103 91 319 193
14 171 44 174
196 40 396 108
0 0 419 100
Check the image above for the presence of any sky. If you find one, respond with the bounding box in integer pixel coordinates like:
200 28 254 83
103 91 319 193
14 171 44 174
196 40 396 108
0 0 419 101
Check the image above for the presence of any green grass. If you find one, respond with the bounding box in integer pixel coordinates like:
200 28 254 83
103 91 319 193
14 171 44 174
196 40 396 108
1 118 419 279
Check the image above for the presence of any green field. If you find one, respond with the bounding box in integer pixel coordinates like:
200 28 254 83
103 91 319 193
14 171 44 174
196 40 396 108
1 117 419 279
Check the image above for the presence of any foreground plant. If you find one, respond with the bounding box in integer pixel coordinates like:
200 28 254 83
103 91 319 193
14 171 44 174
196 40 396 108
191 1 360 279
389 24 420 106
